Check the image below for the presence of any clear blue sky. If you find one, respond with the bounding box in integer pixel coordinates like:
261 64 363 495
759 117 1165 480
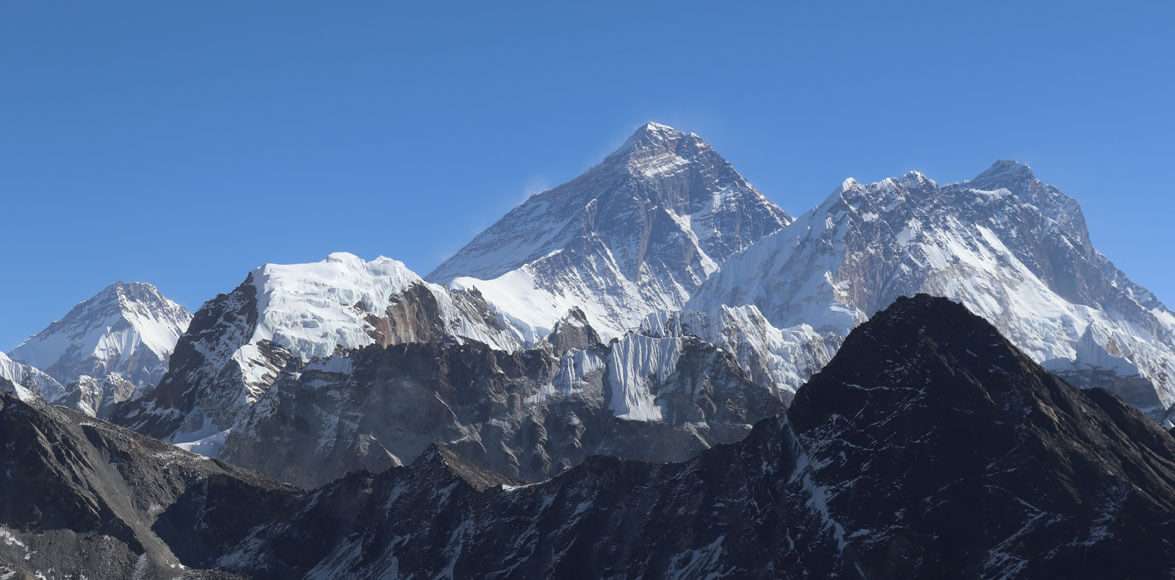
2 1 1173 349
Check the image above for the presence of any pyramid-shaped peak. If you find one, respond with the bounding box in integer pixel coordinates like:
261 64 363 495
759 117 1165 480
788 293 1034 429
106 281 158 292
899 169 935 186
969 159 1037 190
865 293 996 338
633 121 683 139
616 121 700 154
102 281 169 302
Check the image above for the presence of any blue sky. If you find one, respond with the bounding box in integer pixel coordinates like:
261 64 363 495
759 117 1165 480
2 1 1173 348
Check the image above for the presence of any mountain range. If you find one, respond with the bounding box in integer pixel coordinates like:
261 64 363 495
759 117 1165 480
2 122 1174 578
687 160 1175 422
3 295 1172 578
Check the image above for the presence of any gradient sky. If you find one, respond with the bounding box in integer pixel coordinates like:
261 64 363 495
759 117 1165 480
2 1 1173 349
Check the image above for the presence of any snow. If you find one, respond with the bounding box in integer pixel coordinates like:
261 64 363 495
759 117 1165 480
0 352 66 402
630 149 690 178
11 282 190 375
605 333 682 421
151 252 531 456
451 242 657 341
430 121 790 344
788 425 850 553
451 262 579 342
171 413 232 457
666 536 733 579
686 164 1175 413
549 349 606 396
251 252 522 359
250 252 422 360
0 526 34 563
8 282 192 400
174 427 232 457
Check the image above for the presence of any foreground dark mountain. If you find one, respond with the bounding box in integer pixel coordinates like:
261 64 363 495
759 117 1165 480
5 295 1173 578
0 380 297 579
787 294 1175 578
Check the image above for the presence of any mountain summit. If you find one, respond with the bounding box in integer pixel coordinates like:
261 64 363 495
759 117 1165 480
687 162 1175 421
9 282 192 414
112 253 524 447
429 122 791 339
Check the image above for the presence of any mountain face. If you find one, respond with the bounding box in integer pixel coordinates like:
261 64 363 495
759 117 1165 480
0 350 66 403
8 295 1171 579
216 319 785 489
0 387 299 579
785 294 1175 578
188 296 1175 579
688 162 1175 422
9 281 192 415
429 122 792 340
111 252 526 447
108 250 788 489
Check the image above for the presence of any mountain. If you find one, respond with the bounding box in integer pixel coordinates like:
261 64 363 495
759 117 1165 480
8 295 1171 578
0 350 66 403
111 252 526 448
429 122 792 340
0 386 299 579
215 315 785 488
227 296 1172 579
104 251 790 489
9 281 193 415
783 294 1175 578
688 162 1175 422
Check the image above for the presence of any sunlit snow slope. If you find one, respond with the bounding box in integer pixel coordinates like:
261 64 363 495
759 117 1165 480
9 282 192 415
113 252 525 447
429 122 791 340
688 161 1175 422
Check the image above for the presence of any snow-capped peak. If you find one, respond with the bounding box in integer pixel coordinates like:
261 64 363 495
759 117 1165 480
113 252 525 442
969 159 1037 189
10 281 192 393
687 162 1175 418
626 120 681 143
250 252 422 359
429 122 792 341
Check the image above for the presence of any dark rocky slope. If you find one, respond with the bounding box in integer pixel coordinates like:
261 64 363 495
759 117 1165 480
0 381 298 579
218 329 786 489
208 295 1175 578
4 295 1174 578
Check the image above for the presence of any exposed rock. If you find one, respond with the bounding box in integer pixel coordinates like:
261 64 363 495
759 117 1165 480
218 333 784 488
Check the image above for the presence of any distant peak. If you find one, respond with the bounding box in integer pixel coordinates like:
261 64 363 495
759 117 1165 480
91 281 170 308
618 121 689 153
258 252 413 279
895 169 936 189
634 121 681 138
325 251 364 264
839 177 860 192
969 160 1037 190
839 170 937 198
105 281 160 294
